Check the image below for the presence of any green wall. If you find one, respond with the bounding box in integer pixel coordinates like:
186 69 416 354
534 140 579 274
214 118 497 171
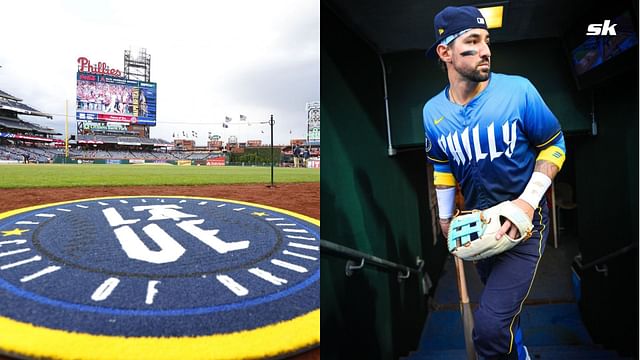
321 5 444 359
572 66 639 356
383 39 592 147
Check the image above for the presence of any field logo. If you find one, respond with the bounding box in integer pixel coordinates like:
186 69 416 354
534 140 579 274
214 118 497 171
0 196 319 360
586 20 617 36
103 205 249 264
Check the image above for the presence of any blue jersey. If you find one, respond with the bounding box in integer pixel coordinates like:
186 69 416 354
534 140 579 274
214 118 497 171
423 73 562 210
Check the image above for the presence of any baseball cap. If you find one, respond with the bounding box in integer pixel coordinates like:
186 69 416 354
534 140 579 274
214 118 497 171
426 6 488 58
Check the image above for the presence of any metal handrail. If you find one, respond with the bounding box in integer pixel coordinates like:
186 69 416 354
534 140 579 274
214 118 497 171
320 239 432 294
573 242 638 272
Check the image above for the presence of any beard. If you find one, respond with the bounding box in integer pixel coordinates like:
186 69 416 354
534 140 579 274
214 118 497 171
454 61 490 82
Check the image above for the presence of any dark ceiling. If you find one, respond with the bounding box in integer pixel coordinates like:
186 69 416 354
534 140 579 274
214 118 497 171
323 0 601 54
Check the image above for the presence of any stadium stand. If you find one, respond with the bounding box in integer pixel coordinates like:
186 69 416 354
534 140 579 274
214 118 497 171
0 88 62 163
1 87 316 166
0 95 52 118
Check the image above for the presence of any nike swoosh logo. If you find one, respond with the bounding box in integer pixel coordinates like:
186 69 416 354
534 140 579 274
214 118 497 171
434 116 444 125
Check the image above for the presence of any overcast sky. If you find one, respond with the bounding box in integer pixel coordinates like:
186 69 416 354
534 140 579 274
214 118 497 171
0 0 319 146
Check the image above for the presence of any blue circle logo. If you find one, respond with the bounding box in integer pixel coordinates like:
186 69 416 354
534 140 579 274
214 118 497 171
0 196 319 359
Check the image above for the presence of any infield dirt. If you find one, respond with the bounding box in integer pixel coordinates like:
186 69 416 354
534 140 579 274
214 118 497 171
0 183 319 219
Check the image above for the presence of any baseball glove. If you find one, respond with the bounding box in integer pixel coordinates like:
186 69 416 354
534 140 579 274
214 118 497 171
447 201 533 261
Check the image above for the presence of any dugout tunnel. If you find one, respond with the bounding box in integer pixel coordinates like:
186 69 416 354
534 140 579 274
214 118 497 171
319 0 638 359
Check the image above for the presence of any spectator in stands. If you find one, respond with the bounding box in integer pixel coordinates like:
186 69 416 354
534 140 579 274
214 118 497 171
303 147 310 167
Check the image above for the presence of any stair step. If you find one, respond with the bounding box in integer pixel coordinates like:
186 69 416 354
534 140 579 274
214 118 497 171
418 303 595 352
403 346 624 360
528 346 621 359
402 348 467 360
528 344 604 351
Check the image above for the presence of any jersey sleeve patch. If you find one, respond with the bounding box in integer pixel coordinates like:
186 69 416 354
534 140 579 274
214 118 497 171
536 145 566 170
433 163 455 186
434 171 456 186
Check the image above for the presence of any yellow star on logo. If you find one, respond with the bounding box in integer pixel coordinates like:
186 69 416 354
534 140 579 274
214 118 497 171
2 228 30 237
252 212 268 217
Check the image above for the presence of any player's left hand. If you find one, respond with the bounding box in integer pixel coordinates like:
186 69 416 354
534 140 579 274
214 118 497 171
495 199 535 239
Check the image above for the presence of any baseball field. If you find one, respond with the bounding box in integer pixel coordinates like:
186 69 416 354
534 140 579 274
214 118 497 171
0 164 319 188
0 163 320 228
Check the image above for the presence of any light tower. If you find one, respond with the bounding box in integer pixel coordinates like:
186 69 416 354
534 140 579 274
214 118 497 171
124 48 151 82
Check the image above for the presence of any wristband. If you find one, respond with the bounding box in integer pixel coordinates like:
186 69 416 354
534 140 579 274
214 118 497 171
435 187 456 219
518 172 552 209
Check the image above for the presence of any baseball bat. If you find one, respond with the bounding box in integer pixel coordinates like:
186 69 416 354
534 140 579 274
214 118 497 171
454 256 476 360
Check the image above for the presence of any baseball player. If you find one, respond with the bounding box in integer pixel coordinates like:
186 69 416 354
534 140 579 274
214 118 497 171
423 6 566 360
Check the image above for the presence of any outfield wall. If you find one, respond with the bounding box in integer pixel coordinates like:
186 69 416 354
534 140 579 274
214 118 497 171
50 156 314 168
54 156 179 165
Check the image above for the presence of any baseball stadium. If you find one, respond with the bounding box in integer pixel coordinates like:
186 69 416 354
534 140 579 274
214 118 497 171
0 49 319 359
321 0 637 360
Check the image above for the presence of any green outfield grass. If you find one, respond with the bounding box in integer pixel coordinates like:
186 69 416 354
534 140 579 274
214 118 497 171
0 164 319 188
